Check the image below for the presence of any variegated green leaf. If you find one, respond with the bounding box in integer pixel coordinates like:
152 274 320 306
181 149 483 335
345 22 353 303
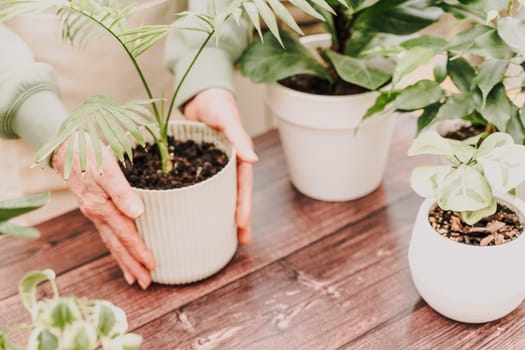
461 197 497 225
19 270 58 312
410 165 451 198
437 165 493 212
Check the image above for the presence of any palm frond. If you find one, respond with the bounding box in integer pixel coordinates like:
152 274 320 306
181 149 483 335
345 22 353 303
35 95 157 179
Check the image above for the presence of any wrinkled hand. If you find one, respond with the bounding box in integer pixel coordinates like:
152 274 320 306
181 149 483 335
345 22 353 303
52 137 155 289
184 88 258 245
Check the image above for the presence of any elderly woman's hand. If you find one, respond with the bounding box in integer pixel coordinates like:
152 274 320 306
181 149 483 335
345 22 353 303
184 88 258 245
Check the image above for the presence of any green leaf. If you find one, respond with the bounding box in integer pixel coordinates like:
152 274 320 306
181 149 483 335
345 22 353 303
472 30 513 59
410 165 451 198
400 36 447 51
363 92 400 120
478 83 511 132
0 193 49 222
49 298 82 329
63 136 75 180
324 50 394 90
243 2 263 40
62 321 97 350
476 132 525 191
417 103 441 133
395 80 443 111
0 222 40 239
474 59 509 107
266 0 303 35
437 165 493 212
507 107 525 145
254 0 283 47
447 57 476 93
354 1 443 35
288 0 325 21
392 47 435 87
435 94 475 121
94 301 128 338
240 30 331 83
461 197 497 225
497 17 525 56
446 25 493 54
408 130 455 156
433 55 447 83
29 328 59 350
19 270 58 312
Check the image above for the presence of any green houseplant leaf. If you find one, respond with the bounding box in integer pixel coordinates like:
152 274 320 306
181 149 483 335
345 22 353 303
240 30 332 83
395 80 443 111
323 49 394 90
0 193 49 222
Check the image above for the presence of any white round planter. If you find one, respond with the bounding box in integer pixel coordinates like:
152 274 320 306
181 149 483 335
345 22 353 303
264 34 395 201
133 121 237 285
409 195 525 323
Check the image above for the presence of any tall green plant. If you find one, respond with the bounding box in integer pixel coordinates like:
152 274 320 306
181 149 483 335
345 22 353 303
0 0 332 177
364 0 525 144
240 0 444 90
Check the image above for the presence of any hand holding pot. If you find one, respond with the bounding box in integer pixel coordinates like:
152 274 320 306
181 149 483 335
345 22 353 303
52 136 156 290
184 88 258 245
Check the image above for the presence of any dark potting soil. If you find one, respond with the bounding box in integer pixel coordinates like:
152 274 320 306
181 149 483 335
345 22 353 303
443 124 486 141
279 74 368 96
429 203 524 246
120 137 228 190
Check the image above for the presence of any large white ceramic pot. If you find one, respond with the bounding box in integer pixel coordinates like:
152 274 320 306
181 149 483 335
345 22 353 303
264 34 395 201
518 182 525 200
409 194 525 323
133 121 237 285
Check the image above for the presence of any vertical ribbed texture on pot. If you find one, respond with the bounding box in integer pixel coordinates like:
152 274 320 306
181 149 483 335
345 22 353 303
134 121 237 285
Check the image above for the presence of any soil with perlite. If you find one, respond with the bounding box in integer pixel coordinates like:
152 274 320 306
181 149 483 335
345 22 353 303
429 203 524 246
121 137 228 190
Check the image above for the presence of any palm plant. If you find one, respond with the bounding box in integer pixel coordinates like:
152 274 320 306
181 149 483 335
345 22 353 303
0 0 335 178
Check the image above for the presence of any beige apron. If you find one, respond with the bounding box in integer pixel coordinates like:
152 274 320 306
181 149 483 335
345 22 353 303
1 0 186 223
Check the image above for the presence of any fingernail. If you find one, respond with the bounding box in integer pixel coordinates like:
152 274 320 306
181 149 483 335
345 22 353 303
247 150 259 162
146 253 156 270
123 272 134 285
129 201 144 218
138 279 149 290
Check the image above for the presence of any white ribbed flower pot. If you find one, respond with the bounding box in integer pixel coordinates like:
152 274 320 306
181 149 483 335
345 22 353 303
264 34 395 201
409 195 525 323
133 121 237 285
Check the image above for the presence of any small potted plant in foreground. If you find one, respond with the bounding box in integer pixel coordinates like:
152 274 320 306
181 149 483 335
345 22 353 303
240 0 444 201
408 130 525 323
0 269 141 350
1 0 324 284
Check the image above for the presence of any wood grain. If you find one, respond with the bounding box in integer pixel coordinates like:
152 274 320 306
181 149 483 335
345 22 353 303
1 118 520 350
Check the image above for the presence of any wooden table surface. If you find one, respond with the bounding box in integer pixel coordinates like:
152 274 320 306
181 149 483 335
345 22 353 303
1 118 525 350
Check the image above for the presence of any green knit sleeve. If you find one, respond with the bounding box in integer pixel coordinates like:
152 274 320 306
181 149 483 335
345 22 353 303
164 0 251 108
0 24 68 150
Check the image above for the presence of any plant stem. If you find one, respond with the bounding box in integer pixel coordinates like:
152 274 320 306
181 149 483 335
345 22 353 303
65 6 162 126
163 30 216 141
158 139 173 173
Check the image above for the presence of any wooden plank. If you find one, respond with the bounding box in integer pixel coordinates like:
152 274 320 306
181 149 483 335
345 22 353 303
0 119 419 333
344 294 525 349
132 193 423 349
0 210 107 300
